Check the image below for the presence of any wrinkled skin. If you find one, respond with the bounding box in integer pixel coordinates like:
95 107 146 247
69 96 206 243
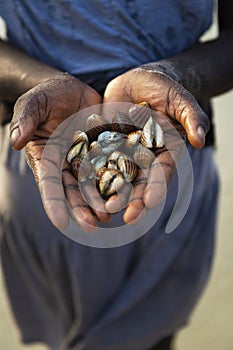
102 68 209 223
10 73 110 231
10 69 209 231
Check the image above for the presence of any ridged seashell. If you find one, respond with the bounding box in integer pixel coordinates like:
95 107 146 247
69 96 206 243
117 154 138 182
89 141 103 159
112 112 137 134
107 151 122 170
71 157 94 182
66 141 88 164
97 131 125 154
141 116 155 149
133 144 155 169
99 169 125 197
71 130 89 145
128 102 151 128
86 113 110 141
91 155 108 172
124 130 142 150
95 166 108 183
154 121 165 148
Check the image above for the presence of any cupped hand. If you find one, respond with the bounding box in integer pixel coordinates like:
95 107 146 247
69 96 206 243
103 67 210 224
10 73 110 231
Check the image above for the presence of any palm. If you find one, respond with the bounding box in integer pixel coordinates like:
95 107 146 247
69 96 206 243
10 74 110 230
103 68 208 223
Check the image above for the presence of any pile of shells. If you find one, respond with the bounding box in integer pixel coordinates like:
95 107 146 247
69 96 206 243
66 102 165 198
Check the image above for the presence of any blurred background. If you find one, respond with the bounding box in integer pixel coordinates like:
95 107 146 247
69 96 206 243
0 7 232 350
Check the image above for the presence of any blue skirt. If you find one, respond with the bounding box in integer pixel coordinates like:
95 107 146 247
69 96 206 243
0 124 219 350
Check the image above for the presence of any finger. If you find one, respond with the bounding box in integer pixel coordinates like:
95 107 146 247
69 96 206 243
174 94 209 149
123 169 149 225
149 83 209 149
105 182 132 214
144 150 176 208
62 166 98 233
10 91 46 149
26 142 70 229
81 181 111 223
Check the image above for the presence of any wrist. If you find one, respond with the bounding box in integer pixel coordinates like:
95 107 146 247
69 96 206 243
139 60 182 84
0 40 62 102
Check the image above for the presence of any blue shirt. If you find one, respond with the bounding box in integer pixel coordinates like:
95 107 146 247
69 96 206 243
0 0 213 89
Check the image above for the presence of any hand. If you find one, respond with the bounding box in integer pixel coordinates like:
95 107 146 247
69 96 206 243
10 73 110 231
103 67 210 224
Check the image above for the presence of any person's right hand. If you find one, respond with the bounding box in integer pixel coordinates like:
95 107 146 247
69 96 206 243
10 73 110 231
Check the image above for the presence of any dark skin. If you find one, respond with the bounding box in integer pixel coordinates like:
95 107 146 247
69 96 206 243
0 0 232 231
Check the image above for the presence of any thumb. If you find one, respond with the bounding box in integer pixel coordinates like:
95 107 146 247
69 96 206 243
149 82 210 149
173 93 210 149
10 92 41 150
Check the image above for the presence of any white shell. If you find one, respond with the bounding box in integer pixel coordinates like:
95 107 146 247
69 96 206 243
116 154 138 182
141 116 155 148
133 144 155 169
66 142 88 164
97 131 125 154
72 130 88 145
154 121 165 148
99 169 125 197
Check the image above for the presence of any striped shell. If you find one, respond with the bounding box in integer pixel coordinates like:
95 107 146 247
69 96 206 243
141 116 155 149
133 143 155 169
66 141 88 164
116 153 138 182
128 102 151 128
108 151 137 182
99 169 125 197
154 121 165 148
71 130 88 145
71 157 94 182
89 141 103 158
86 113 110 141
124 130 142 151
112 112 137 134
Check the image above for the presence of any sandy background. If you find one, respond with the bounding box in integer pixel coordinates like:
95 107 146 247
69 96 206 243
0 12 232 350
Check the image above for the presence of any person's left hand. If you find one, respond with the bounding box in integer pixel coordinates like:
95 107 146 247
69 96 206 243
103 67 210 224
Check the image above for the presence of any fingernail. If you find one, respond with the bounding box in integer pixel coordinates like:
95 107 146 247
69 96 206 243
10 128 20 146
197 125 205 144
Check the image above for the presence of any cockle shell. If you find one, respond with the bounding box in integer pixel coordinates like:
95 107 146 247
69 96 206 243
154 121 165 148
141 116 155 149
66 141 88 164
99 169 125 197
133 143 155 169
107 151 137 182
107 151 122 169
71 157 94 182
89 141 103 158
128 101 151 128
116 153 138 182
71 130 89 145
95 166 108 183
124 130 142 151
112 112 137 134
66 102 165 207
86 113 110 141
97 131 125 154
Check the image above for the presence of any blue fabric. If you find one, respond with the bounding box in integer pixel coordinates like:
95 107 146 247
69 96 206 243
0 126 218 350
0 1 217 350
0 0 213 89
